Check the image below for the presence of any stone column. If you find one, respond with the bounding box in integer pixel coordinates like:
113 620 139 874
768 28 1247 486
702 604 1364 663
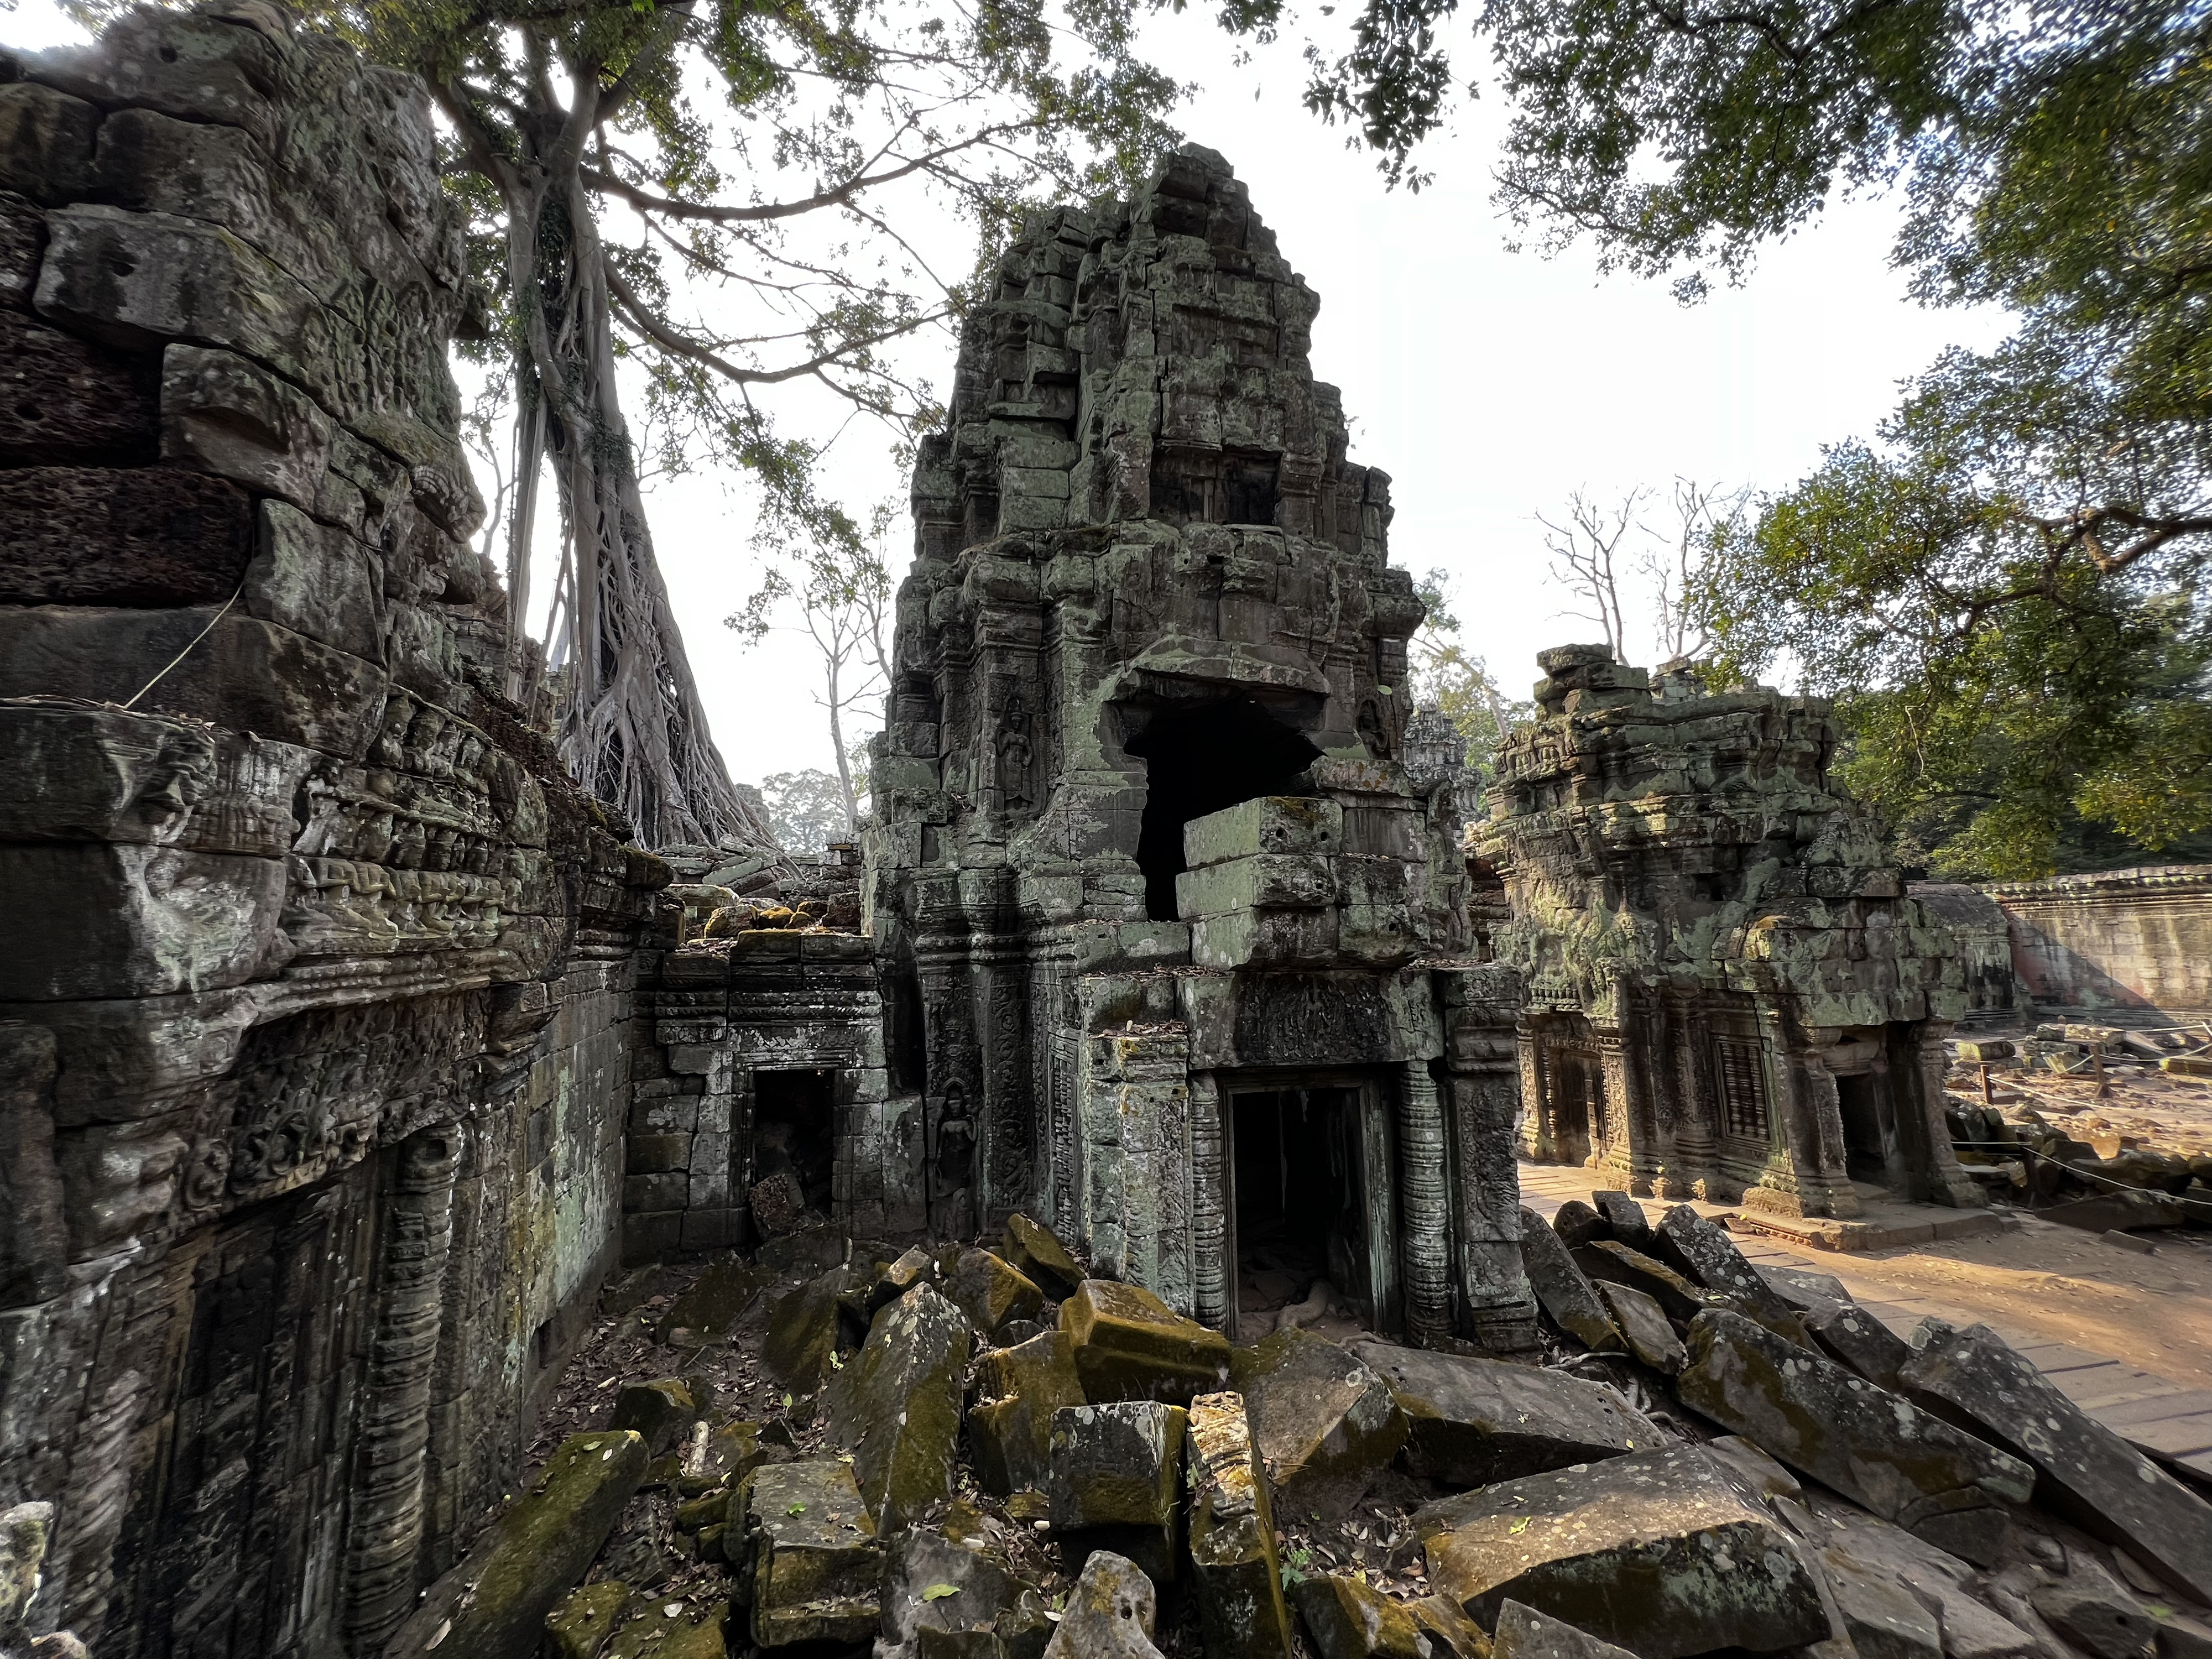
1397 1061 1453 1347
1592 1030 1644 1193
1910 1020 1983 1207
343 1121 462 1652
1189 1071 1227 1331
1514 1022 1550 1160
1440 967 1540 1352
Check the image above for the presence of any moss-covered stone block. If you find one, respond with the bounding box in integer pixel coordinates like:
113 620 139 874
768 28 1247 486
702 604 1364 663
946 1246 1046 1338
1292 1573 1425 1659
1060 1279 1230 1404
826 1282 972 1528
387 1430 649 1659
1042 1549 1165 1659
1003 1213 1083 1298
744 1460 881 1648
659 1256 774 1344
971 1328 1086 1495
1048 1401 1187 1583
1230 1327 1406 1521
608 1597 729 1659
764 1264 856 1395
1185 1391 1293 1659
545 1582 633 1659
609 1379 698 1458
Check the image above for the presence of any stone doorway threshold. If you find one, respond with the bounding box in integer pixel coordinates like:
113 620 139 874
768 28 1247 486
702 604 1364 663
1518 1158 2212 1488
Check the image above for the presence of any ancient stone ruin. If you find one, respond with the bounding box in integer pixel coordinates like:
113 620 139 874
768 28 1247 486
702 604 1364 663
1480 646 1981 1218
6 11 2212 1659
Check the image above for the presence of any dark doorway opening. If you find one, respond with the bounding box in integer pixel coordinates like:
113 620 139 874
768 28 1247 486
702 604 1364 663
1126 696 1321 920
1835 1073 1897 1188
1230 1087 1368 1334
754 1068 837 1215
1545 1048 1600 1166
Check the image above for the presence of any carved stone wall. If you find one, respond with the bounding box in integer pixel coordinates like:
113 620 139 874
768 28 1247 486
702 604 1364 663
1983 864 2212 1019
1479 646 1980 1219
868 146 1536 1348
0 10 662 1655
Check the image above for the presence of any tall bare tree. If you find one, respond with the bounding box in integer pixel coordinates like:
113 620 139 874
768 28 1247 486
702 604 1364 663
1540 488 1641 655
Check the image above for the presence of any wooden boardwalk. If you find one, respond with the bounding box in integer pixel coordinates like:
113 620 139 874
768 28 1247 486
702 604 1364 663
1516 1160 2212 1485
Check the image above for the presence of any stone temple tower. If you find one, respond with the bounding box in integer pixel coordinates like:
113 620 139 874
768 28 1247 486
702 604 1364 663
867 145 1536 1349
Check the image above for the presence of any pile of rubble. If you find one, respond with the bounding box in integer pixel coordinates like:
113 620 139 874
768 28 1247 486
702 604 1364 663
384 1204 2212 1659
657 840 865 942
1945 1035 2212 1231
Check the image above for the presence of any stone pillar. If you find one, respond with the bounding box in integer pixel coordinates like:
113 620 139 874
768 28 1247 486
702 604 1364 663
1909 1019 1983 1207
1440 967 1540 1352
1189 1071 1227 1331
1514 1023 1550 1160
1663 993 1721 1199
1592 1031 1644 1193
1397 1061 1452 1347
343 1122 462 1651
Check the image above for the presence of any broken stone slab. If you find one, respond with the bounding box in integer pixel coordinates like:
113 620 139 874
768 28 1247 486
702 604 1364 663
1418 1444 1830 1659
1589 1281 1681 1374
1676 1310 2034 1527
658 1256 774 1344
545 1582 633 1659
1804 1300 1915 1391
1043 1550 1165 1659
1292 1573 1427 1659
1551 1199 1606 1249
1350 1339 1660 1487
2030 1554 2158 1659
1004 1212 1084 1299
1574 1240 1730 1324
609 1379 700 1458
1652 1205 1806 1334
1898 1318 2212 1601
1185 1391 1294 1659
1760 1265 1854 1316
1048 1401 1188 1584
1493 1598 1639 1659
864 1245 937 1318
972 1328 1088 1496
2039 1191 2189 1233
1812 1540 1943 1659
742 1460 881 1648
1229 1326 1407 1520
606 1598 729 1659
1592 1192 1652 1250
1412 1594 1495 1659
384 1430 649 1659
878 1522 1024 1659
826 1282 972 1530
1516 1207 1623 1354
946 1246 1047 1339
1781 1497 2039 1659
1061 1279 1232 1404
763 1264 857 1395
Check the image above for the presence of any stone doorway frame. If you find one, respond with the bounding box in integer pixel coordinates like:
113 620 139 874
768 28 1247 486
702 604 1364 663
1214 1065 1401 1344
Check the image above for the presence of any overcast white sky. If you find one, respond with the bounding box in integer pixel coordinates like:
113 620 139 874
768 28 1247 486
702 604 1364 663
7 1 2011 790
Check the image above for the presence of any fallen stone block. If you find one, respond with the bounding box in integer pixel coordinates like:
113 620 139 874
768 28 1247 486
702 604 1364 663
1229 1326 1407 1520
1803 1301 1914 1391
1592 1192 1652 1250
878 1522 1024 1659
751 1170 807 1237
609 1379 699 1458
2039 1191 2188 1232
1185 1391 1294 1659
658 1256 773 1344
545 1582 632 1659
1516 1207 1622 1353
1493 1598 1639 1659
742 1460 881 1648
385 1430 649 1659
1759 1265 1854 1315
1351 1339 1660 1487
2030 1555 2158 1659
1004 1212 1084 1298
1418 1444 1830 1659
1704 1434 1803 1502
1412 1594 1495 1659
763 1264 856 1395
1676 1310 2033 1527
1043 1551 1164 1659
826 1282 972 1529
971 1328 1087 1496
607 1598 728 1659
1048 1401 1188 1583
1594 1281 1684 1374
1574 1240 1728 1324
863 1245 937 1318
1899 1319 2212 1601
1814 1540 1943 1659
1784 1498 2038 1659
1292 1574 1426 1659
1551 1199 1606 1249
946 1246 1047 1339
1652 1204 1804 1334
1061 1279 1232 1403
